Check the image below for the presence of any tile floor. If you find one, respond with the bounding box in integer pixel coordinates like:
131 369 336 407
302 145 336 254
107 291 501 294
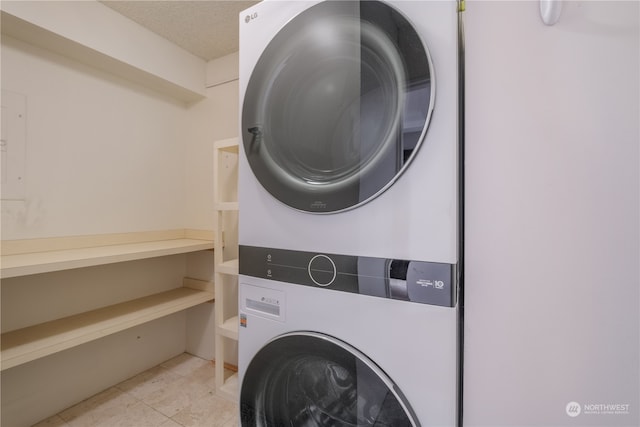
32 353 239 427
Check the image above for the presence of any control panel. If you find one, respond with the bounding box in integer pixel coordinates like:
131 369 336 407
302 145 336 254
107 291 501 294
239 246 457 308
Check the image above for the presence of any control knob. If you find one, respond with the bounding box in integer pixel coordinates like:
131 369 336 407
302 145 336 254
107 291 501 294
308 254 336 287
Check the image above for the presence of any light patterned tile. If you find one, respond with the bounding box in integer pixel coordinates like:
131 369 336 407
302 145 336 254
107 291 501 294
159 418 184 427
40 355 235 427
116 366 182 400
171 393 238 427
58 387 140 427
182 360 217 390
58 388 169 427
221 419 240 427
220 410 240 427
31 415 70 427
139 375 213 418
160 353 211 378
95 401 169 427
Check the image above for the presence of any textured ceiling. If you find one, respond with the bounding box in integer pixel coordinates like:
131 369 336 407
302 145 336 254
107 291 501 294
100 1 260 61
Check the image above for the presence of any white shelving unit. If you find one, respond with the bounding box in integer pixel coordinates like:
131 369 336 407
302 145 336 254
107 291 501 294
0 230 215 371
213 137 240 401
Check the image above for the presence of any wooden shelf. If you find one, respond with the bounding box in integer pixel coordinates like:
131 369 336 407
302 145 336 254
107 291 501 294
214 138 239 152
1 284 214 371
1 235 214 279
218 316 238 340
217 258 239 276
214 202 239 211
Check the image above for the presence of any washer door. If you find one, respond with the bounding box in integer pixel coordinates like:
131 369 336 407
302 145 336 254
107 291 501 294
242 0 434 213
240 332 420 426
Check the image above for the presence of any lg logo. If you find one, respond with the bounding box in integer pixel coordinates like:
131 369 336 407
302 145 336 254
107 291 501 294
245 12 258 23
566 402 581 417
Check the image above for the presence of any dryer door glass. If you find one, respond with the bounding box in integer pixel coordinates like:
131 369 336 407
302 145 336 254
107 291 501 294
240 332 419 426
242 0 433 213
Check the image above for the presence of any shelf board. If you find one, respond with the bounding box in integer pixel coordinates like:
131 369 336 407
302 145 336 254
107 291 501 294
216 258 239 276
214 201 239 211
0 287 214 371
214 138 239 152
1 238 214 279
218 316 238 340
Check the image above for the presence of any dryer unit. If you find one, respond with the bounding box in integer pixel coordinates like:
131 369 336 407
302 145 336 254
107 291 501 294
239 0 462 265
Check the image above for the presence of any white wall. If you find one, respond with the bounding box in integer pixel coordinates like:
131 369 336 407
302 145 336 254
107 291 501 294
1 35 188 239
463 1 639 426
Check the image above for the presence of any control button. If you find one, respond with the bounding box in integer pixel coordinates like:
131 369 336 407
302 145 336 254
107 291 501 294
308 254 337 287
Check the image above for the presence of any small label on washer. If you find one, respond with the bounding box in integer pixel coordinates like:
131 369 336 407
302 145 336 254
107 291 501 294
240 313 247 328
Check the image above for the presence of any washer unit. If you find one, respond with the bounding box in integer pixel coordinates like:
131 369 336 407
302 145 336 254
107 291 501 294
238 1 463 426
238 248 459 426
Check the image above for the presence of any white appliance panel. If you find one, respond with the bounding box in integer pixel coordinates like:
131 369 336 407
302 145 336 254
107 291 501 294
238 277 459 426
238 0 460 264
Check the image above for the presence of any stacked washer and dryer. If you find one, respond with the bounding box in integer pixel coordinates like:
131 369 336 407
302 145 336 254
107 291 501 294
237 1 463 426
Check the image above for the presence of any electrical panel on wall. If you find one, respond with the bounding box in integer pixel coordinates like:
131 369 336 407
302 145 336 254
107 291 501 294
1 90 27 200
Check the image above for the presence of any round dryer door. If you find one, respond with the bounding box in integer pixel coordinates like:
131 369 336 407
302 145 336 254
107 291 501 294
240 332 419 426
242 0 434 213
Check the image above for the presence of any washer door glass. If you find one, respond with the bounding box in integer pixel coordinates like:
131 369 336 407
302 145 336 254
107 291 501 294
242 0 433 213
240 332 419 426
